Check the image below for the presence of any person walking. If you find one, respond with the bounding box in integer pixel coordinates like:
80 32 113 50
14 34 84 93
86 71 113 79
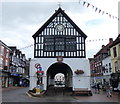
96 83 100 94
106 83 112 97
94 83 97 94
117 82 120 92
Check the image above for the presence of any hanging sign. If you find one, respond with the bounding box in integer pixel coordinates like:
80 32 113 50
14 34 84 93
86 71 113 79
35 63 41 69
35 63 44 75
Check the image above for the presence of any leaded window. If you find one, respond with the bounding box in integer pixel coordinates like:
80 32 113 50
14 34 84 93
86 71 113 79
55 37 65 51
44 37 54 51
43 36 76 52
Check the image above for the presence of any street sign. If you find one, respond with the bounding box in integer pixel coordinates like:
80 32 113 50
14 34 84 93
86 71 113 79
35 63 41 69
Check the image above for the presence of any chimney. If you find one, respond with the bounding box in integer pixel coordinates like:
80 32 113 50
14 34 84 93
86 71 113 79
109 38 113 43
102 45 105 48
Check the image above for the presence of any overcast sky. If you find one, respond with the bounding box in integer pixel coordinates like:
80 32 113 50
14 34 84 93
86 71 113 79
1 0 119 59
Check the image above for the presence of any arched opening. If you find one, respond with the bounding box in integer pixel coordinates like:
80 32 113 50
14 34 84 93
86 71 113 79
47 62 73 89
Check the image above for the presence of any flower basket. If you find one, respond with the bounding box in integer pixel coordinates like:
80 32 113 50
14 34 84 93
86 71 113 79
75 69 84 74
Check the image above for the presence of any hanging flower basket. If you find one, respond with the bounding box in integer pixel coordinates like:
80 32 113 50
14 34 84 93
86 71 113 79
74 69 84 74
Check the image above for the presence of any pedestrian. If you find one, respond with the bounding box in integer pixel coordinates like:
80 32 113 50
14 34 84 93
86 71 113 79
19 81 22 87
96 83 100 94
94 83 97 93
106 83 112 97
117 82 120 92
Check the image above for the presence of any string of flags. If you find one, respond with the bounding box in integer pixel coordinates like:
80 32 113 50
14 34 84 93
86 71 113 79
86 38 107 42
19 38 107 50
19 44 33 50
79 0 119 20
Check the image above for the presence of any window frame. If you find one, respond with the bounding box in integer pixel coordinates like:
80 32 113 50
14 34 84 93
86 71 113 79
113 47 117 57
43 36 76 52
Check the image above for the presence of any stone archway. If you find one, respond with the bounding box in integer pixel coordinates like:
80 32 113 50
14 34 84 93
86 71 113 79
46 62 73 89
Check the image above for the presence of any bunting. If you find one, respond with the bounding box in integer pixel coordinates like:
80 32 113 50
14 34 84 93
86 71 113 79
83 1 86 6
19 44 33 50
86 38 107 42
19 38 108 50
79 0 119 20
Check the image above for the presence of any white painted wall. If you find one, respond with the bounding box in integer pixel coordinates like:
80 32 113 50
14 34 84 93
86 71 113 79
29 58 91 91
73 76 91 90
102 56 112 84
102 56 112 75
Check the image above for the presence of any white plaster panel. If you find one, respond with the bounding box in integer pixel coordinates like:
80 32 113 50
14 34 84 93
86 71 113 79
73 76 90 90
29 58 91 91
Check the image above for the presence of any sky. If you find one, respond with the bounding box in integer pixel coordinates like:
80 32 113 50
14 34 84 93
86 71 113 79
1 0 120 59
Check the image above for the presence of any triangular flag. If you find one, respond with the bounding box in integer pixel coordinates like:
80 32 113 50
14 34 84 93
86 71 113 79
112 16 114 19
99 9 101 13
92 5 94 9
102 11 105 15
95 7 98 12
83 1 86 6
87 3 90 8
109 14 111 18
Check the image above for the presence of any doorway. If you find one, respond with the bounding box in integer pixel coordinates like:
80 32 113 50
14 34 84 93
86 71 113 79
46 62 73 96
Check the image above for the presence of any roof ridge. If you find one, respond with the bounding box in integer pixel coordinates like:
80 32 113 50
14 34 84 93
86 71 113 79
32 7 87 39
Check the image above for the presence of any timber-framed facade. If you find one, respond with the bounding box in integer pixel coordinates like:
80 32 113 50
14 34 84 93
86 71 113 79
33 8 87 58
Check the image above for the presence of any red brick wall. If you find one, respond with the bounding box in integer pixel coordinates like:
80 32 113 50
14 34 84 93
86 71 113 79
0 43 11 70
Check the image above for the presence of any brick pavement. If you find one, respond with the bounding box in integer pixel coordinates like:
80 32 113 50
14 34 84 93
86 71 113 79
74 89 120 102
1 86 26 92
1 87 120 103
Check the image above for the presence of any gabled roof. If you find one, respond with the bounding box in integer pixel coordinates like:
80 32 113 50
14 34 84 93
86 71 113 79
110 34 120 48
32 7 87 39
94 38 113 57
0 40 11 51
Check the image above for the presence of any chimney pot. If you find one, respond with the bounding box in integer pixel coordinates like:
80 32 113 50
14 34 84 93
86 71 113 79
102 45 105 48
109 38 113 43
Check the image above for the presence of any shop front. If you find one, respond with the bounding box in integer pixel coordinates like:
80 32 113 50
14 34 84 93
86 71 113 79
111 72 120 91
2 72 9 88
9 73 23 87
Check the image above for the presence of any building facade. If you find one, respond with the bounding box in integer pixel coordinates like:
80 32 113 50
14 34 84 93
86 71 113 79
30 8 91 93
102 49 112 85
88 58 95 86
93 38 113 84
0 40 11 88
9 47 27 87
110 34 120 90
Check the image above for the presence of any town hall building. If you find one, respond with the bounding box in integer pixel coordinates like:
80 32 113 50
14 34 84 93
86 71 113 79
29 7 91 94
